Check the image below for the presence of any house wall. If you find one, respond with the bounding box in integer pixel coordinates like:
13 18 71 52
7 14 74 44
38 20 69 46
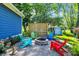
0 4 22 40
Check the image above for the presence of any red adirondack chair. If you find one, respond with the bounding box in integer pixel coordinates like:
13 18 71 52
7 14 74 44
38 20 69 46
50 39 68 56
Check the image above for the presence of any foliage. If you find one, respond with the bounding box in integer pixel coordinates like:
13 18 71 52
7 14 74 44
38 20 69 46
70 44 79 56
14 3 78 32
54 35 79 45
63 29 74 36
76 3 79 27
10 36 20 45
61 4 78 29
23 30 31 37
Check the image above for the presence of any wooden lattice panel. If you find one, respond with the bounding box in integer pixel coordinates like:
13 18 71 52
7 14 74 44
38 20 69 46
29 23 48 36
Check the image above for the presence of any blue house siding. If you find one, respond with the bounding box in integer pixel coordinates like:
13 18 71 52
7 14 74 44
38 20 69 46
0 4 22 40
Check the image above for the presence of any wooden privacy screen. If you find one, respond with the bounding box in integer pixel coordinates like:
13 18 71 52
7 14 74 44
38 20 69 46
28 23 48 36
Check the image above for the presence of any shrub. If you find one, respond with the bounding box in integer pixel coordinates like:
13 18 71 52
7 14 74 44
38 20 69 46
63 30 74 37
70 44 79 56
54 35 79 45
10 36 20 46
23 31 31 37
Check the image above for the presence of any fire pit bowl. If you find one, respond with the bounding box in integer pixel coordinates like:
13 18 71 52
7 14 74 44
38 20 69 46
35 37 48 45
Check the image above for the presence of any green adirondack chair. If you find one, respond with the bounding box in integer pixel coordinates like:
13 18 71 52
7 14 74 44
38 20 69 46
31 32 37 39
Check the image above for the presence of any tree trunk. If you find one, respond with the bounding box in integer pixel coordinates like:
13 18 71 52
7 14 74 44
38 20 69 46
70 4 74 33
23 17 29 32
76 3 79 27
23 23 26 32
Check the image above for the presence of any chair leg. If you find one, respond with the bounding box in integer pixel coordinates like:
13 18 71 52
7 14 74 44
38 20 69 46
50 44 53 50
56 49 64 56
29 41 32 45
61 48 68 53
50 47 52 50
56 47 66 56
29 43 32 46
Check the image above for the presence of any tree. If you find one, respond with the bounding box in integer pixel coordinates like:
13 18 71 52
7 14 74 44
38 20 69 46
14 3 33 32
14 3 78 32
61 4 78 29
76 3 79 27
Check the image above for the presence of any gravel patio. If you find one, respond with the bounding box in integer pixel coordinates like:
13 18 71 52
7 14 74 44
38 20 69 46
1 41 71 56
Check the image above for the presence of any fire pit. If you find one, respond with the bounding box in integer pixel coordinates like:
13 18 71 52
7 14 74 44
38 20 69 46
35 37 48 45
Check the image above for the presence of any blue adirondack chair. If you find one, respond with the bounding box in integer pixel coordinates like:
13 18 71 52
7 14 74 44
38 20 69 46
18 35 32 48
54 27 62 35
48 32 54 40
